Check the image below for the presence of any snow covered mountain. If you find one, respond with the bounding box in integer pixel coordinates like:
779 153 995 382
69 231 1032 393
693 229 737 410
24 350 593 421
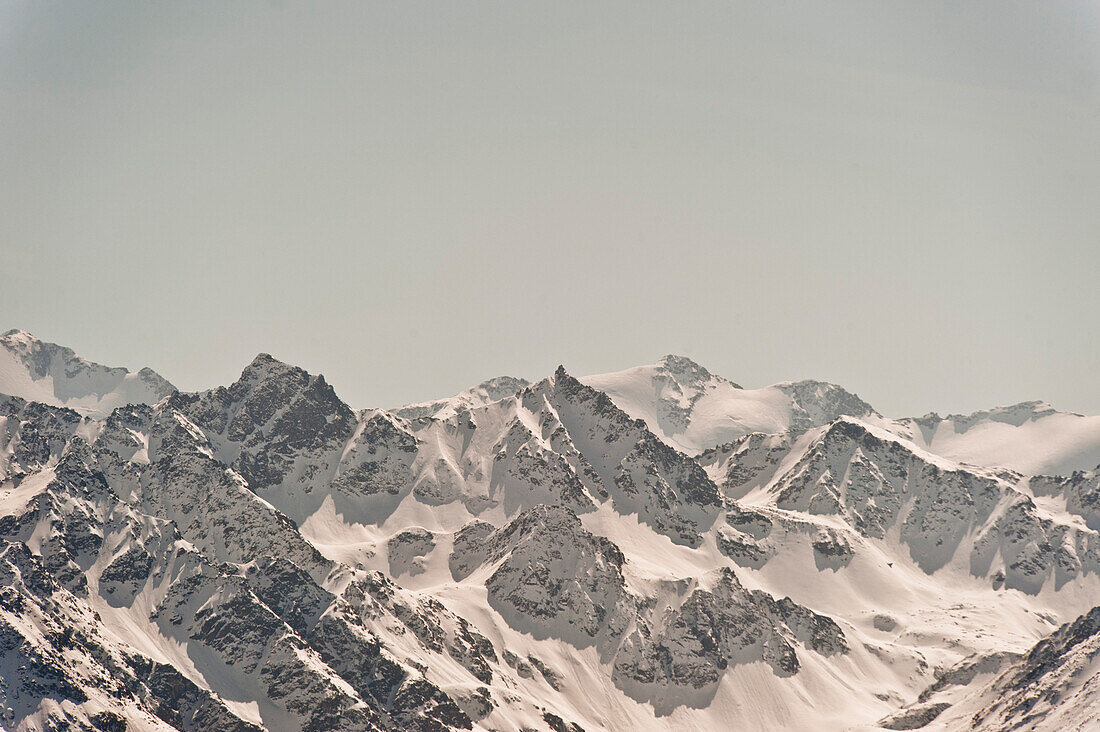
577 355 879 455
392 376 530 420
890 402 1100 476
577 355 1100 476
0 330 175 417
2 333 1100 731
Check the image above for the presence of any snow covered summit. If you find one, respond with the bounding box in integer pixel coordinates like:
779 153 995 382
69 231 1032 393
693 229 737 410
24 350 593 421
579 354 877 454
0 329 175 417
891 401 1100 476
393 375 530 420
3 333 1100 731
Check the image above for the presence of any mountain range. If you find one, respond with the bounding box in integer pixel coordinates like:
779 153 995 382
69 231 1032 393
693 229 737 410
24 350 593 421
2 328 1100 731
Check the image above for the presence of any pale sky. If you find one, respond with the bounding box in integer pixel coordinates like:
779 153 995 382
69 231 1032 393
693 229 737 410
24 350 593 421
2 1 1098 416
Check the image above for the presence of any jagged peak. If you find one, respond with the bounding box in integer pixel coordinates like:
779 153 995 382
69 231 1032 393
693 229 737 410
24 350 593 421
656 354 713 379
236 352 306 383
545 365 605 403
246 352 284 369
809 415 976 476
224 353 352 421
1 327 38 342
540 364 578 393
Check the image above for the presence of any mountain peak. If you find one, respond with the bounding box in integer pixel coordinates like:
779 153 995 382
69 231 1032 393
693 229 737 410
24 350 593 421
5 333 1100 731
238 352 303 382
228 353 316 407
657 353 712 378
473 375 530 401
247 352 282 368
392 374 530 420
0 328 175 416
1 328 38 343
652 355 744 391
773 380 878 429
0 329 77 372
950 400 1061 426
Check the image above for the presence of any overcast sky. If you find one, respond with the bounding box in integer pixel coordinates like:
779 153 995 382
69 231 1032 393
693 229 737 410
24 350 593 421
2 1 1098 416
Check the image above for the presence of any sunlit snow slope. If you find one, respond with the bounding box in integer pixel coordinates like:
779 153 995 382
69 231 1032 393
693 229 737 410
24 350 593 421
3 332 1100 732
0 330 175 417
577 355 1100 476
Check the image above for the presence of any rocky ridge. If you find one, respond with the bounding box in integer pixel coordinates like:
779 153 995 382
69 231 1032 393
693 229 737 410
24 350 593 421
1 335 1100 730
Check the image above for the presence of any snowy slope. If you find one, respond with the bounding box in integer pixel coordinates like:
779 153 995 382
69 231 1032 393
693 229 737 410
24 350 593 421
579 356 1100 475
885 607 1100 732
891 402 1100 476
392 376 530 420
3 336 1100 731
579 355 878 455
0 329 175 417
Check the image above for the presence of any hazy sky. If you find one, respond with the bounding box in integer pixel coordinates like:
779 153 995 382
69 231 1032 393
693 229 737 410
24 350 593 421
2 1 1098 416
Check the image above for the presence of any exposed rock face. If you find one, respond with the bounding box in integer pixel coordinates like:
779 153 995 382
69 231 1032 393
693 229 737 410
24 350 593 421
472 505 636 647
614 567 847 694
698 431 798 500
451 504 847 704
916 651 1019 703
170 354 358 502
388 527 436 577
0 541 262 732
812 528 853 570
0 395 479 731
528 368 724 546
335 411 420 501
900 611 1100 732
716 522 771 569
5 343 1100 730
0 329 175 417
878 702 951 730
448 520 496 581
967 607 1100 731
773 380 878 432
406 366 724 547
1032 468 1100 531
705 417 1100 593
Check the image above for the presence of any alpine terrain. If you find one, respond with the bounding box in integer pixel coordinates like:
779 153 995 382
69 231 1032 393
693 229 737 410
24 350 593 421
3 329 1100 731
